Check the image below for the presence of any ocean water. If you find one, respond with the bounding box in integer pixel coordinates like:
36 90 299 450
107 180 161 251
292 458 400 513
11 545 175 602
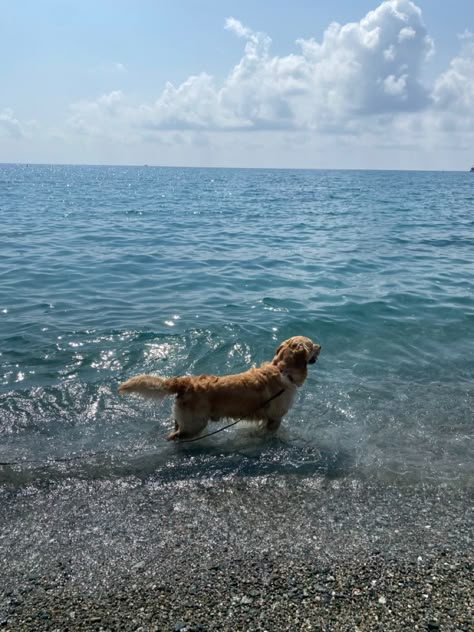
0 164 473 487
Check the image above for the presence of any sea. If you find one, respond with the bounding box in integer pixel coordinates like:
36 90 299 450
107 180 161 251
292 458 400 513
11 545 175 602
1 164 473 489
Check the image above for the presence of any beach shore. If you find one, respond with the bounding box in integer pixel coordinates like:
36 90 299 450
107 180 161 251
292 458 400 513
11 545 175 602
0 473 472 631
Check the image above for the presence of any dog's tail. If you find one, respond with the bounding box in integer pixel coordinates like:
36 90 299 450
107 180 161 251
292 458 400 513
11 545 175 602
117 374 187 399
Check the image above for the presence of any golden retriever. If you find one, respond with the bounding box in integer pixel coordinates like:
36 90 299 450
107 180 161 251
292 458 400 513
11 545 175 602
118 336 321 441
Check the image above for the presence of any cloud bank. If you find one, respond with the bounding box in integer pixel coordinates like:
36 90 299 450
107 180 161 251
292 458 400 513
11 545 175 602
71 0 442 136
5 1 474 167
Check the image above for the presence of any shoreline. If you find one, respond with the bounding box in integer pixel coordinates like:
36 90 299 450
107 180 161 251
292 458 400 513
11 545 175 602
1 474 472 630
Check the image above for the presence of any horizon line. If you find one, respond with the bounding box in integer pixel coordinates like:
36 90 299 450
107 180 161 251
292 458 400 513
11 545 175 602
0 161 469 174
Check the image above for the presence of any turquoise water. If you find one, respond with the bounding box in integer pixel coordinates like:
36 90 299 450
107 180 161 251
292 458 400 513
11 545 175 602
1 164 473 486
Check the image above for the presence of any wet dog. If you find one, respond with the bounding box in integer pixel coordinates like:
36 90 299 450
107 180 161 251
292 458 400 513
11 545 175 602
118 336 320 441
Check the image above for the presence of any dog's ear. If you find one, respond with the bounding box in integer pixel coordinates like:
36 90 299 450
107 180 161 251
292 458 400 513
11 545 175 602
274 343 284 356
272 341 287 365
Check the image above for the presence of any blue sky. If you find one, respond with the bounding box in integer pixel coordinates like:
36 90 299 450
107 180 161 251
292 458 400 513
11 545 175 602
1 0 473 169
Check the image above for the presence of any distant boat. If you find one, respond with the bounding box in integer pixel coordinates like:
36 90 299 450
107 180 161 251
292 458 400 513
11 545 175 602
470 167 474 172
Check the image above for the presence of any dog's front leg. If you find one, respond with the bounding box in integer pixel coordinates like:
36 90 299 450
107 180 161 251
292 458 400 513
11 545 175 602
167 410 208 441
167 429 180 441
165 419 180 441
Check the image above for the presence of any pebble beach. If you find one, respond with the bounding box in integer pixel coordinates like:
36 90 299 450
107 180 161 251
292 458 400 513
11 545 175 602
1 472 472 631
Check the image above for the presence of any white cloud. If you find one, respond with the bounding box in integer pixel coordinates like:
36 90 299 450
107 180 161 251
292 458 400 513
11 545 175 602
0 108 25 139
296 0 434 118
62 0 473 167
383 73 408 96
68 90 128 137
432 34 474 121
137 74 243 130
69 0 436 139
224 17 254 40
399 26 417 42
383 45 396 61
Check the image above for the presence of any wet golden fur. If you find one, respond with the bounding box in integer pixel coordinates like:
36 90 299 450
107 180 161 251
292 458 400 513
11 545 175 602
117 336 320 441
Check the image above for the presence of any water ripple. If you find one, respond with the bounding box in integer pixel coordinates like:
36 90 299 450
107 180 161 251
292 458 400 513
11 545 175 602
0 165 473 488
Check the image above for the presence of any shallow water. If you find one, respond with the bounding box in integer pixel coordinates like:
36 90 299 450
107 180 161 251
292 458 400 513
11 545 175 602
0 164 473 487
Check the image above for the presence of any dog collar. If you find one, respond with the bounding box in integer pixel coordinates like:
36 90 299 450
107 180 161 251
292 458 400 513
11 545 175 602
279 367 295 384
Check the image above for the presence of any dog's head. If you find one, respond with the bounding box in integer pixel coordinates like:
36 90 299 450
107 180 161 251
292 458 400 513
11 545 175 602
272 336 321 387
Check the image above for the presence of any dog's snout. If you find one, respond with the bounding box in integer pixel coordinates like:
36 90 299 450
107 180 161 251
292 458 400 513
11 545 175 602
308 344 321 364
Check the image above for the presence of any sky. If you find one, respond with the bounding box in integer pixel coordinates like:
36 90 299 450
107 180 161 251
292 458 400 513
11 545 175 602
1 0 473 170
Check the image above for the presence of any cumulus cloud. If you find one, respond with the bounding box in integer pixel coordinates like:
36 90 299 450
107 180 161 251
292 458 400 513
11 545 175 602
66 0 473 154
383 73 408 96
432 33 474 128
298 0 433 119
136 74 243 130
0 108 26 139
68 90 129 137
225 17 255 40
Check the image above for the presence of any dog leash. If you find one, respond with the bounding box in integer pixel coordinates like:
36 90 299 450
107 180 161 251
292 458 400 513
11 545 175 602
0 389 286 467
176 387 285 443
